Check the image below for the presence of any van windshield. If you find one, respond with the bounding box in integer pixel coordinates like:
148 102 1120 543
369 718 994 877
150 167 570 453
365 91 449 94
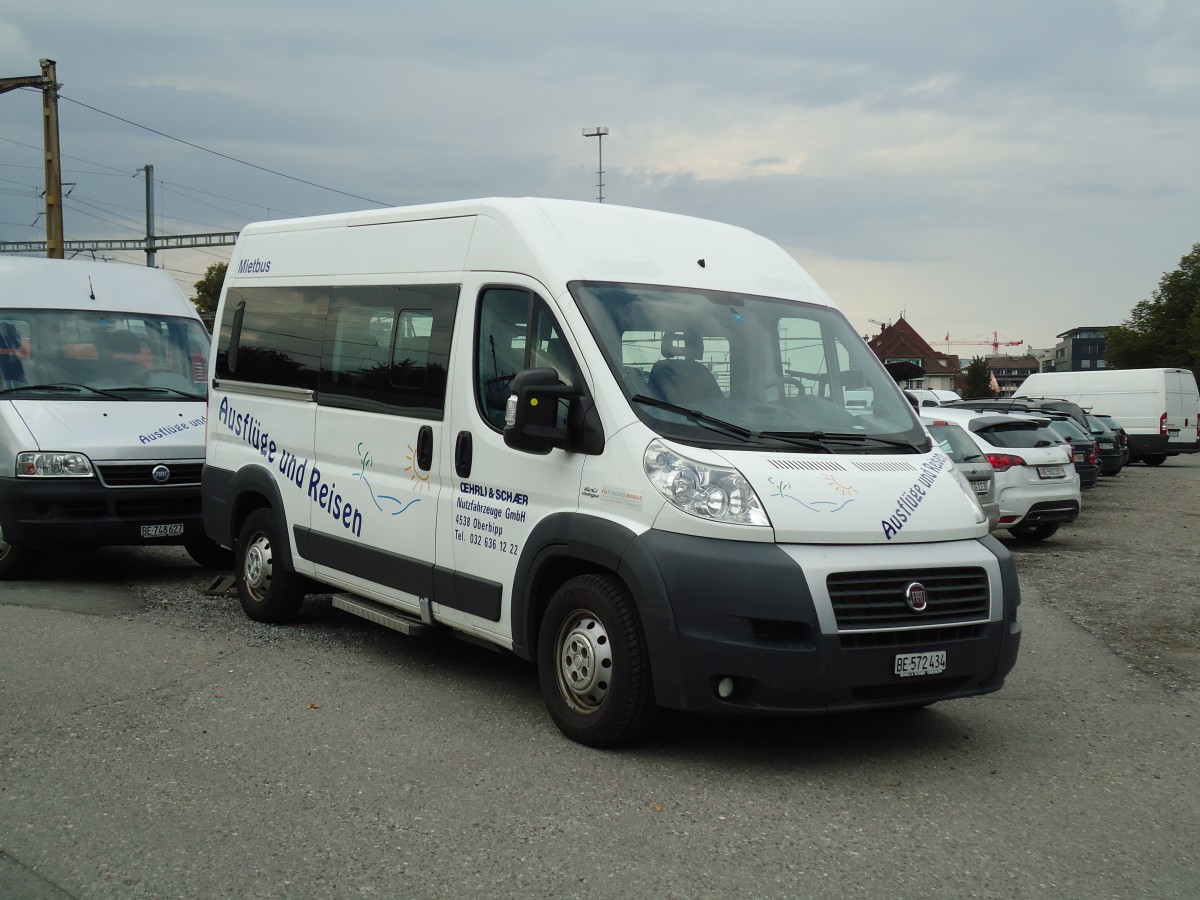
570 281 926 452
0 309 210 400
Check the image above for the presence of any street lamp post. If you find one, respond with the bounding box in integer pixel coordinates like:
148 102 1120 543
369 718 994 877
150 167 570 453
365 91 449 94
581 126 608 202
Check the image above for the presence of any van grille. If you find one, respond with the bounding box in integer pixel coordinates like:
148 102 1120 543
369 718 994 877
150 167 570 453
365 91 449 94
96 462 203 487
828 567 990 630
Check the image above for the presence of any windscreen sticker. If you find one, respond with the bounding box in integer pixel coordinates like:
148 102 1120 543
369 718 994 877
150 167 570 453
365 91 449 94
139 415 206 444
454 480 529 557
768 474 857 512
881 452 951 540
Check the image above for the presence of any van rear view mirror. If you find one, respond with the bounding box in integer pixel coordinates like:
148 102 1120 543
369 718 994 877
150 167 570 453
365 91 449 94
503 368 604 455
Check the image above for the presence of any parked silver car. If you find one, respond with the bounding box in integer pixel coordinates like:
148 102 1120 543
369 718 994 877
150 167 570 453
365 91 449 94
921 415 1000 531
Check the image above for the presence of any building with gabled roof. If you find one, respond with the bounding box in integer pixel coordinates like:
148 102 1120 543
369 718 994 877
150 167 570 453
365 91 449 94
866 317 962 393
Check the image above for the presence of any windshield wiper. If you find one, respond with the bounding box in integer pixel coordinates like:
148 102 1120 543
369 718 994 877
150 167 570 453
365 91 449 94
765 430 925 452
0 383 128 400
631 395 755 443
105 385 206 399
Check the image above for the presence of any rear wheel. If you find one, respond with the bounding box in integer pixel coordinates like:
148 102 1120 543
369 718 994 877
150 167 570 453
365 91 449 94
1143 455 1167 466
235 508 305 623
0 540 41 580
1009 521 1060 541
537 574 656 747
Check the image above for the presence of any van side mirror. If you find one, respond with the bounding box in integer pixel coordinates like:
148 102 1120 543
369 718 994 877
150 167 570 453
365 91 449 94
503 368 604 455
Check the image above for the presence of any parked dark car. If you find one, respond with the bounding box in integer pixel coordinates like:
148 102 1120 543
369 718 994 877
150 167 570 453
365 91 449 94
943 397 1089 431
1085 414 1125 475
1093 413 1131 469
1034 412 1100 488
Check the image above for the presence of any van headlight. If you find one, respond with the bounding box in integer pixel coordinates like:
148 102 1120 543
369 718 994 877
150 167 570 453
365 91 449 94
16 451 94 477
643 440 770 526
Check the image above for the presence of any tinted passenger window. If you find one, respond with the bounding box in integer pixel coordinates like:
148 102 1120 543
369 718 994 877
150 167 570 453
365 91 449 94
216 287 329 390
320 284 459 418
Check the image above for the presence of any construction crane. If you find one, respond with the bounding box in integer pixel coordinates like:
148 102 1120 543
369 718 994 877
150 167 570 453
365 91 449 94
942 331 1023 355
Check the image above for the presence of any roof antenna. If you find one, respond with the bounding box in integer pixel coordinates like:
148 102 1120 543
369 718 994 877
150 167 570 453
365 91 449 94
88 276 96 300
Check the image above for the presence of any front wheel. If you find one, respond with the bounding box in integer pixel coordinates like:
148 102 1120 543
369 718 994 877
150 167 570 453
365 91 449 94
235 508 305 623
0 540 41 580
1008 521 1060 541
537 574 656 747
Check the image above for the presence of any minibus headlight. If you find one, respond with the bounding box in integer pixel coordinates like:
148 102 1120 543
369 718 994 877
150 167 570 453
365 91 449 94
644 440 770 527
16 451 95 477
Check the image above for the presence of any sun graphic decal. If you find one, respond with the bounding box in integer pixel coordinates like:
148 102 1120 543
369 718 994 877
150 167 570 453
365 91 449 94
824 474 856 496
406 443 431 493
353 441 421 516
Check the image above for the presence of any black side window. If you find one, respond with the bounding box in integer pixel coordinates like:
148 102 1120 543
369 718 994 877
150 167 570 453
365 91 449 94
320 285 459 419
216 287 329 390
476 288 577 430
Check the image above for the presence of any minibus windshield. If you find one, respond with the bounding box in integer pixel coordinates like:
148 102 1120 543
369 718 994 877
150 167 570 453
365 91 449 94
571 282 926 452
0 309 210 400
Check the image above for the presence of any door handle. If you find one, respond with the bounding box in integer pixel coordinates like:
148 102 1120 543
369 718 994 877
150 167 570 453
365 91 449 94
454 431 473 478
416 425 433 471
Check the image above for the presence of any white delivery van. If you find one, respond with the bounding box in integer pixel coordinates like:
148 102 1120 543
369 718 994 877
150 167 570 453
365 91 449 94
1016 368 1199 465
203 198 1021 747
0 257 225 578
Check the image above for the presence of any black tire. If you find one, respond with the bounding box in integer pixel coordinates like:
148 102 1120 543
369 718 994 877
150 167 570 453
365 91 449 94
0 540 41 580
1143 455 1167 467
235 508 305 623
184 534 235 570
1008 521 1060 541
537 574 656 747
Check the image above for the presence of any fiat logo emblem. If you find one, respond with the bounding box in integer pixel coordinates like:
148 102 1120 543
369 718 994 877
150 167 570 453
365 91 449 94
904 582 928 612
151 465 171 484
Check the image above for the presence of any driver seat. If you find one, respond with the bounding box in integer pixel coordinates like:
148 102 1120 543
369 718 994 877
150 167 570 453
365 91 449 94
648 329 722 404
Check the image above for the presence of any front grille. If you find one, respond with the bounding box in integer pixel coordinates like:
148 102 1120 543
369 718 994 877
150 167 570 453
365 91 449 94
828 567 990 630
839 623 987 649
97 462 203 487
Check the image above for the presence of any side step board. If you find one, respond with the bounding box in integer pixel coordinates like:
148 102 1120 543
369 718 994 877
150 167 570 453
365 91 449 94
331 593 433 636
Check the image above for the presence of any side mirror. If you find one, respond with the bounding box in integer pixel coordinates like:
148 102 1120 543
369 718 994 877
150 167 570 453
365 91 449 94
503 368 604 455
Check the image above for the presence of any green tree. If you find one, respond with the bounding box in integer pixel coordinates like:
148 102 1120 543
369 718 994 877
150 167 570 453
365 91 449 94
962 356 995 399
192 262 228 318
1106 243 1200 371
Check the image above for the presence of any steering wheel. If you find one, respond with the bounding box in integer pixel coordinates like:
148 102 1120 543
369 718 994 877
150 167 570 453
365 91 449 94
763 375 806 396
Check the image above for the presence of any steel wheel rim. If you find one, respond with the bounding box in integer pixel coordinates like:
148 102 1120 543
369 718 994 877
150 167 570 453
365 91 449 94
243 531 272 601
554 609 613 714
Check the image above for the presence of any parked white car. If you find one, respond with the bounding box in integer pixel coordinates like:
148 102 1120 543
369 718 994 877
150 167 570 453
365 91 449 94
920 415 1000 531
929 407 1081 541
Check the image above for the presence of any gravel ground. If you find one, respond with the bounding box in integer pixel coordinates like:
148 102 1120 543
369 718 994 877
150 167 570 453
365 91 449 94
120 453 1200 697
996 452 1200 694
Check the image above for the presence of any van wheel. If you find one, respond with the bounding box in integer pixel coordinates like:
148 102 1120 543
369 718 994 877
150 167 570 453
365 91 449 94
0 540 41 580
235 508 305 623
184 535 234 570
1143 455 1167 466
1009 522 1060 541
538 574 656 747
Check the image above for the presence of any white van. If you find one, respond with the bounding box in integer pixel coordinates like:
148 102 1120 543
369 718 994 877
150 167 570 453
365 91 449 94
1016 368 1199 465
202 198 1021 747
0 257 224 578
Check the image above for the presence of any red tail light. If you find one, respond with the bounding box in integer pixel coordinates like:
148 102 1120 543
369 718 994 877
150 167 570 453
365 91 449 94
986 452 1026 472
1160 412 1168 435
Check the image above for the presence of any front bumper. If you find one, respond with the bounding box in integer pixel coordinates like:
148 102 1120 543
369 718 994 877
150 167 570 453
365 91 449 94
620 530 1021 715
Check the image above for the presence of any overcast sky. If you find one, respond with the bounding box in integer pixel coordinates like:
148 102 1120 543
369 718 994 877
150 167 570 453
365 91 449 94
3 1 1199 352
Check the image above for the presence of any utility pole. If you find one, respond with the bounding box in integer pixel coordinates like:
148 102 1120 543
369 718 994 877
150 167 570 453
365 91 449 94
0 59 64 258
142 164 156 267
582 127 609 202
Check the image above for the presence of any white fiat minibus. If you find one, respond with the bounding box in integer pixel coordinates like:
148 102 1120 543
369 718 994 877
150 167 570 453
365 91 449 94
202 198 1021 746
0 257 223 578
